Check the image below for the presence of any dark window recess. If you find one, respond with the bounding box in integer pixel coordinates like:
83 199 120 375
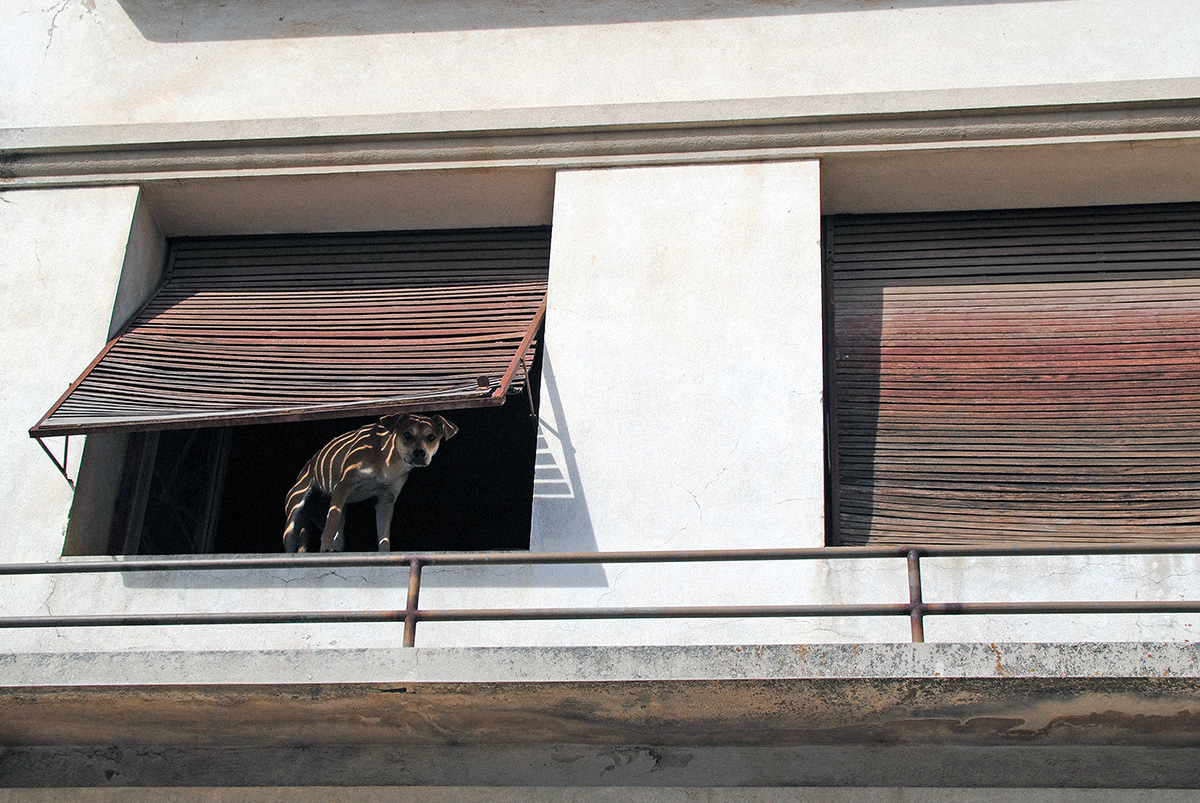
110 428 231 555
110 344 542 555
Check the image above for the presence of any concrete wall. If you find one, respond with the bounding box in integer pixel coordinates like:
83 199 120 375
62 193 168 557
0 185 161 564
5 0 1200 129
531 160 825 552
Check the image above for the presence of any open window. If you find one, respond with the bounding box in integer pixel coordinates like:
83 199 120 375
34 227 549 554
823 203 1200 546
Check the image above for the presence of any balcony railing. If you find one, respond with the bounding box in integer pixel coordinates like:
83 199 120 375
0 543 1198 646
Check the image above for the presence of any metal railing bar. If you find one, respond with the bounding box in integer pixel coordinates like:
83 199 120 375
421 600 1200 621
5 541 1200 576
3 600 1200 630
921 600 1200 616
0 611 408 628
906 549 925 643
403 558 423 648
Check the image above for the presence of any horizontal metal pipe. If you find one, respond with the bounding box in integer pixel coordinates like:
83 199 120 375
921 600 1200 616
0 611 407 628
2 600 1199 630
3 541 1200 576
414 604 917 622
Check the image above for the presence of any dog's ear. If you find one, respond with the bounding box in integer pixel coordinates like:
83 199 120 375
380 413 411 429
432 415 458 440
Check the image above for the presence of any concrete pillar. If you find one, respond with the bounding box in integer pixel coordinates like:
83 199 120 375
1 186 164 561
533 159 826 553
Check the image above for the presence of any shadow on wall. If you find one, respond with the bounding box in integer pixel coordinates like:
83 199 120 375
116 0 1059 42
515 349 607 587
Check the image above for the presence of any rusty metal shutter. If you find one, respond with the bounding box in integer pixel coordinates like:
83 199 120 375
827 204 1200 546
32 227 549 437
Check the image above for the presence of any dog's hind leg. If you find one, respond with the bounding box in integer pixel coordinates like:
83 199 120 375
283 484 312 553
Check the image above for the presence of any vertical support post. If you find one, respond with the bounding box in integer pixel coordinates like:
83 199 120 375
906 548 925 643
403 558 423 648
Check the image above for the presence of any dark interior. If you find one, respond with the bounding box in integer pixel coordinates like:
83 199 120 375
212 392 539 554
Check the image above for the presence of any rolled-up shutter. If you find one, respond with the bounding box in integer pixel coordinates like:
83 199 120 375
828 204 1200 546
32 227 549 437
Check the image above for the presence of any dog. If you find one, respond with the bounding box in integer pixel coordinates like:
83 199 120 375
283 413 458 553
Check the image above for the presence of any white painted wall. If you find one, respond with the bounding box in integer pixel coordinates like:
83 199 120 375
531 160 826 553
0 185 151 563
4 0 1200 129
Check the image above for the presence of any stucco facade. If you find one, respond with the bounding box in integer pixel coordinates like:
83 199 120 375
3 0 1200 796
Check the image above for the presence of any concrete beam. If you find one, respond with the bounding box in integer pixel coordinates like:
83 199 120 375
3 643 1198 787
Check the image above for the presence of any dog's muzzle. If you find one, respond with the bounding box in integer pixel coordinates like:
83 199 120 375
408 450 429 466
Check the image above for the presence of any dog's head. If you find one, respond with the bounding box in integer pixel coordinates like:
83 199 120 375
380 413 458 467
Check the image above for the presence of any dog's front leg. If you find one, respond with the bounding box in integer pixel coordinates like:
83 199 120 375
320 485 352 552
375 493 397 552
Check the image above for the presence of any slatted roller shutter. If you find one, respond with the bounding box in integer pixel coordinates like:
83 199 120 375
32 227 550 436
827 204 1200 546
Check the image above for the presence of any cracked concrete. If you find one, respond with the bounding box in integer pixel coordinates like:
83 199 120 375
40 0 69 56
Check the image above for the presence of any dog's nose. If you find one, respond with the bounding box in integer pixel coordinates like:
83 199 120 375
412 449 427 461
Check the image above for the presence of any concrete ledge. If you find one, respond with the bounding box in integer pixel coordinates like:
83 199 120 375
3 644 1199 787
3 92 1199 188
1 642 1197 687
7 78 1200 151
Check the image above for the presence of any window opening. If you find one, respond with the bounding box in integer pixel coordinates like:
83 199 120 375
111 338 542 555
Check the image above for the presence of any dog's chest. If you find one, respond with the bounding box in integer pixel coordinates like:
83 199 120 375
341 438 411 502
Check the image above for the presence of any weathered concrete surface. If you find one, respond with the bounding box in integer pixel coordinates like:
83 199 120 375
3 643 1199 687
1 643 1199 788
5 675 1200 749
0 185 146 564
7 0 1200 129
4 791 1200 803
0 646 1197 787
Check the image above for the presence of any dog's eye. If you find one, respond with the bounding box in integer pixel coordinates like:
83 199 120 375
402 431 414 440
425 434 436 443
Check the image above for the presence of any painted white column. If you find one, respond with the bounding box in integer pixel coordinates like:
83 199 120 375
533 159 826 553
0 186 163 562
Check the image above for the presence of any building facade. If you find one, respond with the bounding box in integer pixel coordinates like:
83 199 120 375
3 0 1200 797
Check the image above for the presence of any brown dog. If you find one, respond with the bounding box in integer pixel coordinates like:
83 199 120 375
283 413 458 553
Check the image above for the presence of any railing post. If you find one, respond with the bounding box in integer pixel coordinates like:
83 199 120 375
906 548 925 643
403 557 423 648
